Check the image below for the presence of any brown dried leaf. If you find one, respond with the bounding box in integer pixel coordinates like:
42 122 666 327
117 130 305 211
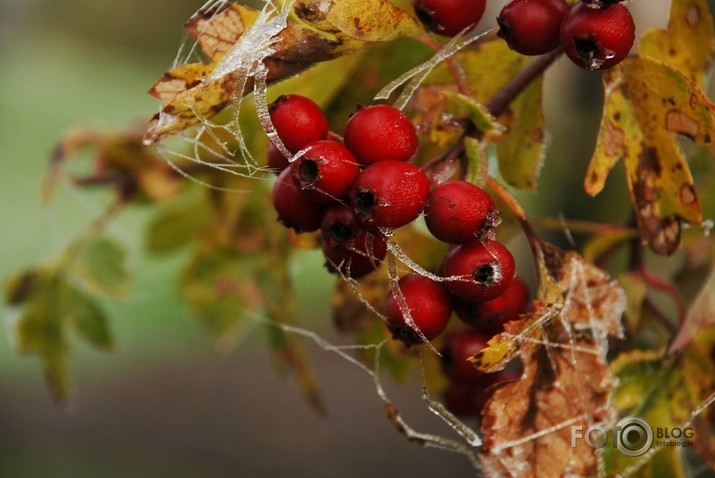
480 329 615 478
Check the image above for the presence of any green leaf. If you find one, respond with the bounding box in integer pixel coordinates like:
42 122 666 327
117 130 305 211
145 185 213 254
5 271 71 403
441 91 504 134
65 236 130 299
66 287 114 351
464 137 489 187
181 245 257 347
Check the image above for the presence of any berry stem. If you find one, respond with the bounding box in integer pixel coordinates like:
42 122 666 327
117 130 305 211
486 48 563 118
416 34 473 97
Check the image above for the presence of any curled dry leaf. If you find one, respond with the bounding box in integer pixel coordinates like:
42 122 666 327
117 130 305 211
473 242 626 477
145 0 420 143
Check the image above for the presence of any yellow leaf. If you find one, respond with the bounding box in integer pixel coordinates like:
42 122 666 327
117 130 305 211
585 56 715 255
639 0 715 86
146 1 419 143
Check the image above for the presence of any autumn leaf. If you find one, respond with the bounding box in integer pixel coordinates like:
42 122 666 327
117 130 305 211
44 123 183 204
584 56 715 256
480 331 615 478
145 0 420 143
424 40 546 190
639 0 715 87
474 242 625 477
607 331 715 476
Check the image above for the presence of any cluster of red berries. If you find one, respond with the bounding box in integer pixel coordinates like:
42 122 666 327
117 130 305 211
267 93 530 417
497 0 635 70
269 94 423 279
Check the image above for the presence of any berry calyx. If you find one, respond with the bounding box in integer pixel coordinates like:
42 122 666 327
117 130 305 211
560 2 635 70
497 0 569 56
323 230 387 279
268 94 329 153
290 140 360 203
343 104 419 166
320 204 364 248
424 180 500 244
441 240 516 302
349 160 430 229
384 273 453 346
272 168 326 232
412 0 487 37
440 328 490 382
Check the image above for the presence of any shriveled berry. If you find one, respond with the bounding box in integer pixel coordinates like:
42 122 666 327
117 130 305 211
323 230 387 279
560 2 635 70
385 273 453 346
269 94 329 153
349 160 430 229
441 240 516 302
291 140 360 203
497 0 569 56
424 180 500 244
343 104 418 166
272 168 326 232
413 0 486 37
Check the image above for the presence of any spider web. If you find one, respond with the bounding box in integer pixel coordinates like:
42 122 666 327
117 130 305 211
146 2 715 476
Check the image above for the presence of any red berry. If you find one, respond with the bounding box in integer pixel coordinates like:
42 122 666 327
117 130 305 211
267 143 290 173
454 276 530 331
560 2 635 70
385 273 453 346
349 160 430 229
440 328 490 382
323 230 387 279
268 94 329 153
412 0 486 37
441 240 516 302
291 140 360 203
454 295 507 332
343 104 418 166
497 0 569 56
424 180 500 244
320 204 364 248
272 168 326 232
581 0 625 8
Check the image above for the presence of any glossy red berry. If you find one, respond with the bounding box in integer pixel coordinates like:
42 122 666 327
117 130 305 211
322 230 387 279
440 328 490 382
497 0 569 56
267 143 290 173
581 0 625 8
441 240 516 302
424 180 500 244
454 276 529 331
320 204 364 248
290 140 360 203
268 94 329 153
413 0 487 37
272 168 326 232
560 2 635 70
343 104 418 166
385 273 453 346
349 160 430 229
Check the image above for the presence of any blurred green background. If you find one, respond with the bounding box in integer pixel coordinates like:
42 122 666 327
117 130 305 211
0 0 676 477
